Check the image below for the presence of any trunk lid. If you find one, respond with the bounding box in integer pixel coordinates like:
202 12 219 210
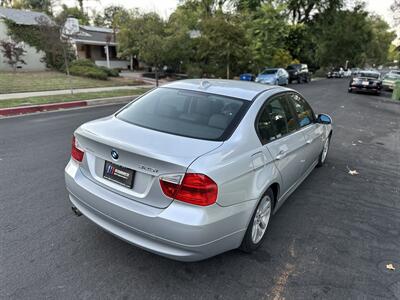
75 116 222 208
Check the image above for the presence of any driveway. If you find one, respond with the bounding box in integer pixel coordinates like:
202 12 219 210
1 79 399 299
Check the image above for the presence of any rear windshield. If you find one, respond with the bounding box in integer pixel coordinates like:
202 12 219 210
117 88 248 141
287 65 300 70
261 69 277 75
384 74 400 80
357 72 380 79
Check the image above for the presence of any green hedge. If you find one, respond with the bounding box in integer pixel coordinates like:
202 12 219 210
68 59 119 80
99 66 119 77
69 65 108 80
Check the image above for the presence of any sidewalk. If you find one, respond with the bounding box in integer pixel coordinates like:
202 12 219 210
0 85 153 100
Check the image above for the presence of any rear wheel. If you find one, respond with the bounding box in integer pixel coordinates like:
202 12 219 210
240 189 273 253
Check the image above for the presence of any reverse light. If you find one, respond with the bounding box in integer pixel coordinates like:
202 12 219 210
71 136 84 162
159 173 218 206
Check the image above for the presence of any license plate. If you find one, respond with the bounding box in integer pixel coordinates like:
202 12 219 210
362 81 369 86
103 161 135 188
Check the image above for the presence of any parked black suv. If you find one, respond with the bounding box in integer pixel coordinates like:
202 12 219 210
286 64 312 83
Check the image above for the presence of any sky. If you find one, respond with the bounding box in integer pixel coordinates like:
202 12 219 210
60 0 397 31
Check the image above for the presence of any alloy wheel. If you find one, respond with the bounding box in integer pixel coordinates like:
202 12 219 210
251 196 272 244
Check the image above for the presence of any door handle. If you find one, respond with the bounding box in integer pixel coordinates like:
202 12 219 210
306 139 312 144
276 149 286 160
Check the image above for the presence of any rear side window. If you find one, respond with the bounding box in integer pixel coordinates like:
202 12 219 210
117 88 248 141
256 94 298 143
289 93 315 127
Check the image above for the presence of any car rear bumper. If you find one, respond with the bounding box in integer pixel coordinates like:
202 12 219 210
382 84 394 90
349 85 380 93
65 160 256 261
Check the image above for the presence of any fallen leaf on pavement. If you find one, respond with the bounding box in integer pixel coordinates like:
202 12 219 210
386 264 396 271
346 166 359 176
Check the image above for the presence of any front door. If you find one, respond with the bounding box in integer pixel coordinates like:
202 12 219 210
287 92 324 172
256 93 307 194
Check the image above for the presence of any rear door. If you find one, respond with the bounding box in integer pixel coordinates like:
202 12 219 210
256 93 307 193
287 92 324 171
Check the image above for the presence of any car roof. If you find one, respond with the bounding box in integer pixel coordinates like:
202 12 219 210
355 70 380 75
162 79 278 101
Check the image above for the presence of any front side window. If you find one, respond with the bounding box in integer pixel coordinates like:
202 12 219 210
289 93 315 128
256 94 298 143
117 88 248 141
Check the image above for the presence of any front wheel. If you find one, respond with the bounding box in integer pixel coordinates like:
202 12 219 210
317 135 331 167
240 189 273 253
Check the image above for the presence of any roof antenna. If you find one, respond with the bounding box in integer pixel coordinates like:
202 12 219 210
200 80 211 89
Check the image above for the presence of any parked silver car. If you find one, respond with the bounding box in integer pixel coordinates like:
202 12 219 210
65 79 332 261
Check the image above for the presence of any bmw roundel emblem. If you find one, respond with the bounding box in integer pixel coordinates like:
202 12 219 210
111 149 119 160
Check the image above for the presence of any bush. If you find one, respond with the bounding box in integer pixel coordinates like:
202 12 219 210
71 59 96 67
186 65 203 78
69 59 111 80
314 68 328 78
69 65 108 80
99 66 119 77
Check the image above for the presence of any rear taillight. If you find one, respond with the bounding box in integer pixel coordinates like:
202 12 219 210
159 173 218 206
71 136 84 162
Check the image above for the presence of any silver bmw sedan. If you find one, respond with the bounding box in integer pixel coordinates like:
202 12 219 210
65 79 332 261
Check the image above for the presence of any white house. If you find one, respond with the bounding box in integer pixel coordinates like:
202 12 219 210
68 23 133 70
0 7 50 71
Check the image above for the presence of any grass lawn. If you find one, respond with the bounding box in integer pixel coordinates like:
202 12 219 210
0 71 145 94
0 88 151 109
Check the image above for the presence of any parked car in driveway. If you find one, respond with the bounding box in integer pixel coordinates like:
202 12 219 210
255 68 289 85
348 70 382 94
327 68 344 78
286 64 311 83
65 79 333 261
382 73 400 90
239 73 255 81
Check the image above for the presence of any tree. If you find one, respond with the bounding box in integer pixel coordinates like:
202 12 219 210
243 2 291 72
12 0 55 15
233 0 263 11
313 5 372 68
118 12 166 85
197 12 246 78
391 0 400 25
279 0 344 23
55 4 90 25
0 40 26 71
285 24 316 69
0 0 12 7
365 16 396 66
93 5 130 28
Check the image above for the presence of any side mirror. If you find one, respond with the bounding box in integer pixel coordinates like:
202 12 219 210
317 114 332 125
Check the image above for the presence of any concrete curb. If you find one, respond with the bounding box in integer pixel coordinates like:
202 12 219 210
0 95 138 117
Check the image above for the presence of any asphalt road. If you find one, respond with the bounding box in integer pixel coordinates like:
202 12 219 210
1 79 399 299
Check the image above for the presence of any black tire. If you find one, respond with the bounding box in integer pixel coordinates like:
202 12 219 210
289 79 292 84
317 135 331 167
240 188 274 253
348 88 352 93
